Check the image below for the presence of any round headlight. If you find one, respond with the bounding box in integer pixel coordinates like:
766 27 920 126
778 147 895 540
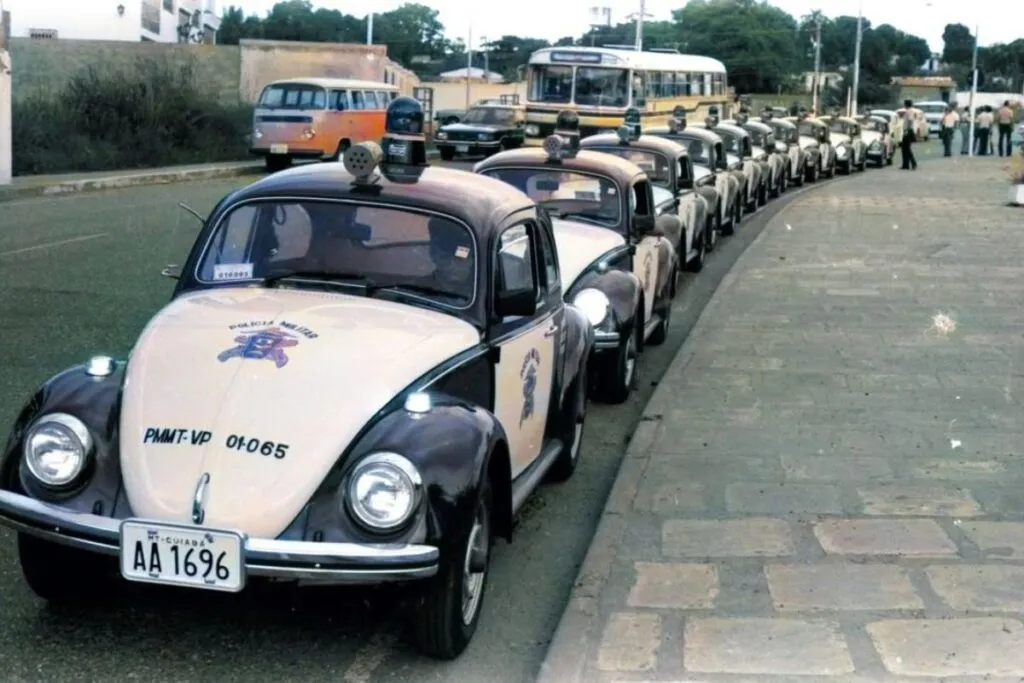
23 413 92 488
346 452 421 531
572 288 611 326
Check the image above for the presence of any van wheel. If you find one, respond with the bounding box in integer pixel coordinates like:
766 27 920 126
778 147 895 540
412 478 493 659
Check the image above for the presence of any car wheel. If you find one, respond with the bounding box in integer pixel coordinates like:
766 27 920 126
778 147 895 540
685 221 707 273
548 370 588 482
758 181 768 206
412 477 493 660
707 215 719 252
596 318 639 404
18 534 110 603
719 202 734 236
439 148 455 162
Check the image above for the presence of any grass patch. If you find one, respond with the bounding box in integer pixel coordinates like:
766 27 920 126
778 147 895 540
12 54 252 176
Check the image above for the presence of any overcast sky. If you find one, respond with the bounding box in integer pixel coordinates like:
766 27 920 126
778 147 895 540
228 0 1022 53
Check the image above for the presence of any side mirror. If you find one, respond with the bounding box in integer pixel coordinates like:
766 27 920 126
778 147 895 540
635 214 661 236
678 176 694 190
161 264 182 279
496 287 536 318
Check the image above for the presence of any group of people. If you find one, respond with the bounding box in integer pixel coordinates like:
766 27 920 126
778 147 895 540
936 100 1019 158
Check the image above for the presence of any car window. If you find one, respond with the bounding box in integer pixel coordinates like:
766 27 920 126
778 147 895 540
196 201 476 307
258 83 327 110
482 168 621 229
535 219 559 295
497 224 537 297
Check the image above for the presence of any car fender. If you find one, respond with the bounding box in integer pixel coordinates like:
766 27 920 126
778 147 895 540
0 362 128 516
302 396 512 549
559 305 596 398
566 266 643 335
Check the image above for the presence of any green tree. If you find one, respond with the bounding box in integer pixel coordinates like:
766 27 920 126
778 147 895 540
941 23 974 67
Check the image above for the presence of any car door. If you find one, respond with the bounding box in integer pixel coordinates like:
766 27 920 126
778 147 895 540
629 179 659 325
490 219 558 478
675 155 701 253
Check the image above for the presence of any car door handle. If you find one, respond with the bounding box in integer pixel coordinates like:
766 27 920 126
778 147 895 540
543 325 559 338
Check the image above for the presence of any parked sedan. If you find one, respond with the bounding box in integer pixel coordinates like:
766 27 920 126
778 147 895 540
787 116 836 180
708 120 766 212
734 115 788 197
763 115 808 187
819 115 868 173
858 114 895 166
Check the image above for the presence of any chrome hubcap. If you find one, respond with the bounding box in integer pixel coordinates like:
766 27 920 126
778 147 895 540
461 508 489 625
623 334 637 388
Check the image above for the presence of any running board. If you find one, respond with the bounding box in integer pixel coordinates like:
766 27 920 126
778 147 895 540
510 438 565 516
643 314 663 340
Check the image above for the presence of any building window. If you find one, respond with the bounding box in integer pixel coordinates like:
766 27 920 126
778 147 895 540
28 28 58 39
163 0 174 11
141 0 161 33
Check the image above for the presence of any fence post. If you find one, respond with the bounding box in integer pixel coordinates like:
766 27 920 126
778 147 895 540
0 10 11 185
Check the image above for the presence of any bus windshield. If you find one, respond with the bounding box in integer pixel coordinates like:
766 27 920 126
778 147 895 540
528 65 629 107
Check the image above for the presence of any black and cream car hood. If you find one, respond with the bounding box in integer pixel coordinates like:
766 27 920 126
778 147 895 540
119 288 481 539
550 218 626 289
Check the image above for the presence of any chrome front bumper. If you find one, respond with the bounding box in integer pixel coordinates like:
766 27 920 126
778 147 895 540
593 329 620 350
0 490 438 584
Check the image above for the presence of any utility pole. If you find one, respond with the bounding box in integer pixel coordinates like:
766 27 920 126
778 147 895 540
466 23 472 111
967 24 979 157
481 36 489 83
366 12 373 44
850 0 863 116
811 17 823 115
634 0 645 50
0 6 11 186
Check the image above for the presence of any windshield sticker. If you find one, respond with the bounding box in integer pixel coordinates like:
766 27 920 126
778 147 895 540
455 245 470 259
218 326 299 368
213 263 254 281
143 428 212 446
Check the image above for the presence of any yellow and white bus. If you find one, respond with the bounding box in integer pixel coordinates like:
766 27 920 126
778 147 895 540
523 46 730 143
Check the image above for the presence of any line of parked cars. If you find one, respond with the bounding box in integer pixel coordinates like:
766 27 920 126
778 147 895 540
0 97 900 663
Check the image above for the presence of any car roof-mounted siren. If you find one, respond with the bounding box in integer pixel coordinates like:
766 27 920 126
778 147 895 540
618 107 642 143
343 142 384 188
379 96 428 182
706 105 720 128
544 110 580 163
668 105 687 133
735 105 750 125
760 107 774 123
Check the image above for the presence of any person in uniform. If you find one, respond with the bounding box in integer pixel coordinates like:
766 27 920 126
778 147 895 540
975 105 994 156
997 101 1015 157
939 104 959 157
958 104 972 155
899 99 917 170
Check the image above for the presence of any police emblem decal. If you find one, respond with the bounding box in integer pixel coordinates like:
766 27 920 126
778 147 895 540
519 348 541 427
217 326 299 369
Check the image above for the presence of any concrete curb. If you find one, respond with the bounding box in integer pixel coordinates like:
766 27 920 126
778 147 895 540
0 149 443 203
534 181 824 683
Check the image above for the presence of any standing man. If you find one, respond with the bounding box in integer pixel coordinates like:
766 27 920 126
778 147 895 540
959 104 972 155
996 101 1015 157
975 105 994 156
939 104 959 157
900 99 917 170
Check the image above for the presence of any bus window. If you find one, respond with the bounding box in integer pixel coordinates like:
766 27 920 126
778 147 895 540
366 91 384 109
576 67 628 107
375 91 392 107
529 65 573 104
351 90 367 110
259 83 327 110
330 90 349 111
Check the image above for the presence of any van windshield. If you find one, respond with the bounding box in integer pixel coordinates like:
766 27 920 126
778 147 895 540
258 84 328 110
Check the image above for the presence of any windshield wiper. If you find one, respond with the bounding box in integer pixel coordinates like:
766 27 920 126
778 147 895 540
261 269 374 287
368 281 459 299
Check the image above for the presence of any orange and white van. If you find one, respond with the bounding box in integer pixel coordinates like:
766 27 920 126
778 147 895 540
250 78 399 172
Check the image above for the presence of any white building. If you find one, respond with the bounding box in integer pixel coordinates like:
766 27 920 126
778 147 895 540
7 0 221 43
439 67 504 83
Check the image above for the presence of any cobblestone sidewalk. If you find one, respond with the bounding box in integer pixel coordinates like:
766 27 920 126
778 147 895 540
539 157 1024 682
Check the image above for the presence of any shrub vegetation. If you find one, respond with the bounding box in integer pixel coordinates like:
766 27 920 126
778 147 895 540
12 55 251 176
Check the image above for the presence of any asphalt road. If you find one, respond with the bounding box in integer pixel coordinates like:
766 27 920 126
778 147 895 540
0 148 938 682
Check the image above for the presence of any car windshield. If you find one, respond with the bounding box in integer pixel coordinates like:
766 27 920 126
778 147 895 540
771 124 797 144
918 103 946 115
461 107 517 125
680 138 712 166
528 65 573 104
797 121 818 138
587 148 671 185
196 201 477 307
861 118 884 132
720 132 741 154
747 129 768 147
481 168 621 228
828 121 850 134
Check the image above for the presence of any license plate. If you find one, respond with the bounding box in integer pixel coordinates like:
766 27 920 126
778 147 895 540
120 520 245 592
269 144 288 155
456 144 469 153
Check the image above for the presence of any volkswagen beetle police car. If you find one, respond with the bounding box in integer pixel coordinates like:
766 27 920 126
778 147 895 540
0 97 594 661
647 108 743 236
475 111 678 404
579 108 716 273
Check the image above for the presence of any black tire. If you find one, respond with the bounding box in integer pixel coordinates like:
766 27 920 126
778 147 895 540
18 534 110 603
330 139 351 161
439 148 456 162
685 220 707 273
595 317 639 404
758 181 768 206
265 155 291 173
806 162 818 183
412 478 493 659
706 215 719 253
548 370 587 482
